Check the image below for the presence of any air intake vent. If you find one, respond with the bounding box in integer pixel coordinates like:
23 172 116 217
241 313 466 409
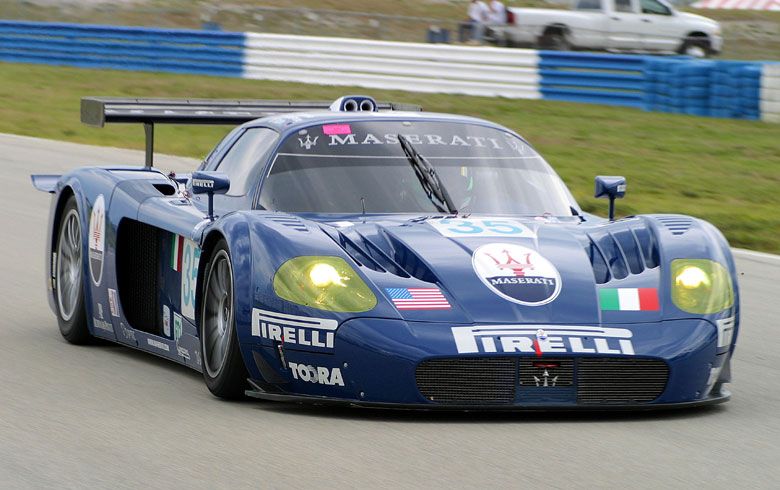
586 223 660 284
415 357 669 406
416 358 516 404
577 358 668 404
267 215 308 233
655 215 694 236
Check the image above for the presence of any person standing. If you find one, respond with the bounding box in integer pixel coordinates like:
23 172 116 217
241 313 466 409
488 0 507 24
466 0 489 43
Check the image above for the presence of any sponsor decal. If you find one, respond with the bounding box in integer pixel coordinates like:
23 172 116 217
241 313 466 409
191 178 214 189
173 312 183 342
162 304 171 338
298 135 318 150
194 349 201 367
147 338 170 352
251 308 338 352
108 288 119 317
93 317 113 332
88 195 105 286
119 322 135 342
599 288 659 311
288 362 345 386
452 325 635 355
428 218 536 238
97 303 104 320
386 287 451 310
715 316 735 348
180 238 200 321
472 243 561 306
177 346 191 360
322 124 351 135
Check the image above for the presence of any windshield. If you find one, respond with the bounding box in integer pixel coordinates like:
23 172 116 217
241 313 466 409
258 120 575 216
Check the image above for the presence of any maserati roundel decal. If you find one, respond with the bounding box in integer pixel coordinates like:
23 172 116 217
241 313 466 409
88 194 105 287
472 243 561 306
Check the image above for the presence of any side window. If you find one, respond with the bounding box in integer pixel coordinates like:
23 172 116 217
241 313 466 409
575 0 602 10
215 128 279 196
640 0 671 15
201 126 244 171
614 0 634 13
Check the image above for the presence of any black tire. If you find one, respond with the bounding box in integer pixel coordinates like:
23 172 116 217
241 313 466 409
540 29 571 51
679 38 711 58
53 195 91 344
199 239 248 399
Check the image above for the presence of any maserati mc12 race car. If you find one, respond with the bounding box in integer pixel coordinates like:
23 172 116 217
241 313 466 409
31 95 739 410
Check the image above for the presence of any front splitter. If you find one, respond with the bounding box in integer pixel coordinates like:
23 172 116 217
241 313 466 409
245 381 731 412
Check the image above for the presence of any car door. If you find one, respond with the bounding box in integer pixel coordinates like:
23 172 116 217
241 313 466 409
606 0 644 50
638 0 680 52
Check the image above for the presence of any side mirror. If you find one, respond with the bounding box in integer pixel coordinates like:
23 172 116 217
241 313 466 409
594 176 626 221
191 171 230 221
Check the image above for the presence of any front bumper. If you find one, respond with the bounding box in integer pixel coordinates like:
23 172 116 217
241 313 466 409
246 381 730 411
242 317 733 410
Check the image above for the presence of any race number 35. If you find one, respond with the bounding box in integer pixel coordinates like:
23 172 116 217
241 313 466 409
428 218 536 238
181 239 201 321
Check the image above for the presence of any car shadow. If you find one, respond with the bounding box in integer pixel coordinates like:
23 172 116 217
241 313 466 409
250 399 727 424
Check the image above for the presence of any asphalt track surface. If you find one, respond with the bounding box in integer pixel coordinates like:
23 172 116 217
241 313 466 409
1 133 778 489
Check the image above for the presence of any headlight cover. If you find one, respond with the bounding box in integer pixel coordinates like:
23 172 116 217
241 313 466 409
671 259 734 314
273 256 377 312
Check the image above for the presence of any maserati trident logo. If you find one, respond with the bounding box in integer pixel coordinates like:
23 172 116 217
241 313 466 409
298 135 319 150
533 367 558 387
485 248 534 276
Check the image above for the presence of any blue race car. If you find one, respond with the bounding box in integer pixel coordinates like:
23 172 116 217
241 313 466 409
32 95 739 409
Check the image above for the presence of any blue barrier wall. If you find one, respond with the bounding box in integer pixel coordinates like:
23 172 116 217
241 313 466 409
539 51 647 109
0 20 772 122
0 20 245 77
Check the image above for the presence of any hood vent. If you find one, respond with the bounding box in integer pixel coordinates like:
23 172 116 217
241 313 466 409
322 225 438 282
586 222 659 284
267 215 308 233
655 215 694 236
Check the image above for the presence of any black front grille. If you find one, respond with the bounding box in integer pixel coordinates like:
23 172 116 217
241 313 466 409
577 358 669 404
416 357 669 405
416 358 516 404
519 358 574 387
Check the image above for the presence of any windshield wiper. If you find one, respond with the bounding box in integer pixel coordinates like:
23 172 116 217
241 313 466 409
397 135 457 215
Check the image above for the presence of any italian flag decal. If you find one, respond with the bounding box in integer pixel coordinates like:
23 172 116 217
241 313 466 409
171 235 184 271
600 288 660 311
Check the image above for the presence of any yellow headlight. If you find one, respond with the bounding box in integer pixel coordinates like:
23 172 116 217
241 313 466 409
274 256 377 313
671 259 733 314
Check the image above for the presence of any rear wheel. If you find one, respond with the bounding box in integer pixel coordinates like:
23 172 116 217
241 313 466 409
54 196 90 344
200 240 248 399
680 37 711 58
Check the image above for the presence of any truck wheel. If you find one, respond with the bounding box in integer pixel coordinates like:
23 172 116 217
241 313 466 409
200 239 249 399
680 38 710 58
540 30 571 51
54 195 91 344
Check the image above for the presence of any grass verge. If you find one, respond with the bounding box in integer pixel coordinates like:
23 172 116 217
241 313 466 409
2 61 778 252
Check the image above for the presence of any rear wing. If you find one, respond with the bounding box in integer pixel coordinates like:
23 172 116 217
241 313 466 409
81 96 422 168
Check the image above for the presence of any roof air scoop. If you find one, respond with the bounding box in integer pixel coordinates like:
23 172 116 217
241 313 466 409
330 96 377 113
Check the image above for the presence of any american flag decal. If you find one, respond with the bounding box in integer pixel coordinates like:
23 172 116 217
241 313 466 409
386 288 451 310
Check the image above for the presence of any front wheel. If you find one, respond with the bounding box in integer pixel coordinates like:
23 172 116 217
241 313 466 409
54 196 91 344
680 38 711 58
200 240 249 399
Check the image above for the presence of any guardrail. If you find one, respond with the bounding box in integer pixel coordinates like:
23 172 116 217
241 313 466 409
0 20 775 123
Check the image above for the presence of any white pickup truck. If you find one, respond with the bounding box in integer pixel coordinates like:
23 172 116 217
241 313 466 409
489 0 722 57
